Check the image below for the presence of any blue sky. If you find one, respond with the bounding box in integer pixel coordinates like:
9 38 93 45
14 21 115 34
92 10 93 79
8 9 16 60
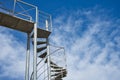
0 0 120 80
23 0 120 17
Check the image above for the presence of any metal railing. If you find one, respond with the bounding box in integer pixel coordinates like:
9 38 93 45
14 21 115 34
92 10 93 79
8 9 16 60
0 0 52 31
30 45 67 80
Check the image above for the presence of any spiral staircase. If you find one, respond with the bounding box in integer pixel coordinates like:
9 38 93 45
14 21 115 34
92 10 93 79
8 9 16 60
30 34 67 80
0 0 67 80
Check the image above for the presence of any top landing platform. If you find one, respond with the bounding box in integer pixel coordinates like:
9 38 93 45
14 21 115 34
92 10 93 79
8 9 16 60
0 12 51 38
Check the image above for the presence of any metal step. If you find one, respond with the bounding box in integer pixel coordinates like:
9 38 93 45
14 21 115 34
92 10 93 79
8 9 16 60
38 51 47 58
51 65 63 69
45 59 63 69
45 59 57 65
31 28 51 38
37 41 47 45
50 61 58 66
37 46 47 53
51 70 67 78
55 78 62 80
51 69 66 72
45 59 58 66
54 78 63 80
51 78 62 80
32 41 47 45
54 74 66 79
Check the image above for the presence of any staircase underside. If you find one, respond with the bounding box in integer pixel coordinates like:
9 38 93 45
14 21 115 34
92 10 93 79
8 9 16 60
0 12 51 38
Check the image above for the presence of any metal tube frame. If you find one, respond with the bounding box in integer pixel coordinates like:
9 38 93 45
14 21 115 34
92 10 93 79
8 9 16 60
63 48 67 69
47 44 51 80
13 0 36 22
13 0 16 15
33 6 38 80
25 33 30 80
46 20 51 80
50 16 52 31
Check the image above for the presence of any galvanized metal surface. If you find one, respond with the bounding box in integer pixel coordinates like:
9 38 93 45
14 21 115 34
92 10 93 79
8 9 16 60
25 33 30 80
0 12 34 33
33 6 38 80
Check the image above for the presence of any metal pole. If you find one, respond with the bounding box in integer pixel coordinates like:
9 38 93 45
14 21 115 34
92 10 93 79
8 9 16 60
63 48 67 70
46 20 51 80
13 0 16 15
46 20 48 30
47 45 51 80
33 6 38 80
50 16 52 32
25 33 30 80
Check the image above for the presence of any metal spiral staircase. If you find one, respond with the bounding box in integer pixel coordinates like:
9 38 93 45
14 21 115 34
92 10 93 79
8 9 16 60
30 37 67 80
0 0 67 80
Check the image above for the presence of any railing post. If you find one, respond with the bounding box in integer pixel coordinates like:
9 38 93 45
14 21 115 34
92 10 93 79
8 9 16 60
46 20 51 80
25 33 30 80
63 48 67 70
13 0 16 15
33 6 38 80
50 16 52 32
46 20 48 30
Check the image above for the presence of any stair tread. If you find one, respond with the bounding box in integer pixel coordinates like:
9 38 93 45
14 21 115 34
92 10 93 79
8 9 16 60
31 28 51 38
51 70 67 78
45 59 57 66
45 59 63 69
37 41 47 45
51 65 63 69
50 61 58 66
37 46 47 53
51 78 62 80
38 51 47 58
51 69 66 72
55 78 62 80
32 41 47 45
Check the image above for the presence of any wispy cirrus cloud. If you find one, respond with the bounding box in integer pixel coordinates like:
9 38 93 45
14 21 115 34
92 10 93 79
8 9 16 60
50 7 120 80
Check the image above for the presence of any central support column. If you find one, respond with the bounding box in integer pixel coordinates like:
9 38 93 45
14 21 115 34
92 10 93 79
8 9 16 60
47 44 51 80
33 7 38 80
46 20 51 80
33 23 37 80
25 33 30 80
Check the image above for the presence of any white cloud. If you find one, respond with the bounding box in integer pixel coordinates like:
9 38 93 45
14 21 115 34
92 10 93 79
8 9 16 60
0 27 26 79
51 8 120 80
